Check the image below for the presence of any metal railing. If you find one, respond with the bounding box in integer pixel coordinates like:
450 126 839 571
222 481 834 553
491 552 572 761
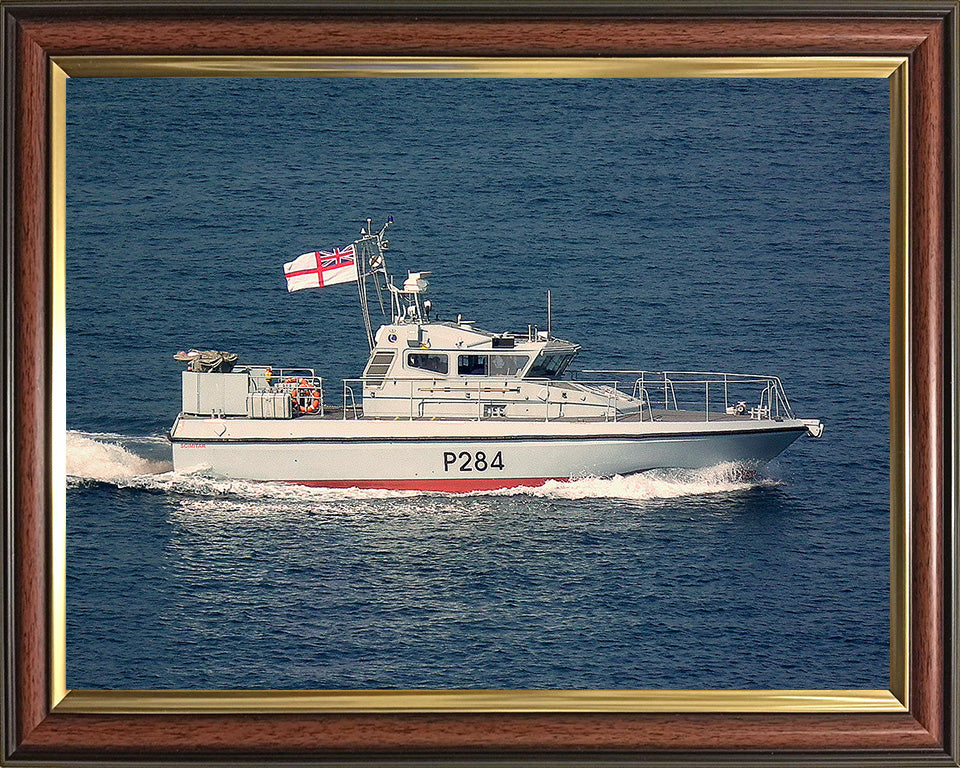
343 384 360 420
239 365 795 424
338 376 635 422
244 365 325 413
578 369 795 422
243 365 319 388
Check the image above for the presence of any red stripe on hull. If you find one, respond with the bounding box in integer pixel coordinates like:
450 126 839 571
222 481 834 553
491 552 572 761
285 477 564 492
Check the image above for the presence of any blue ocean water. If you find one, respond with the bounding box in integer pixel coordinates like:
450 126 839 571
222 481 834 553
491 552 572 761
65 78 889 690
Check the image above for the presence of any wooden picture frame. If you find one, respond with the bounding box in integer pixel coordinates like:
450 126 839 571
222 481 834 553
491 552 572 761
2 2 957 765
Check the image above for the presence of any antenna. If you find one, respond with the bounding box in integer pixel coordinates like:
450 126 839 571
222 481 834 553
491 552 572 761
352 216 394 351
547 290 552 338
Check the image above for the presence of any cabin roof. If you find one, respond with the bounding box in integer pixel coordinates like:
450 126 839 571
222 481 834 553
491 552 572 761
374 320 580 355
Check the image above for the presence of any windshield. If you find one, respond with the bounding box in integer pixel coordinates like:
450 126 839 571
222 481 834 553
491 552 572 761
526 353 573 379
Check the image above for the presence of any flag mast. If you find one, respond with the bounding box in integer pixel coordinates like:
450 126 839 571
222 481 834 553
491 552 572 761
352 216 393 352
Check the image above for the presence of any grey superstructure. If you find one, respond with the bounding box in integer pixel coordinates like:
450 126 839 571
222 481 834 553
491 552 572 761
170 219 823 490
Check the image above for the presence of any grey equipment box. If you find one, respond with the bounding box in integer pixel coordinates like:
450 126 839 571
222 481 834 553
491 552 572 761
181 371 250 416
246 391 293 419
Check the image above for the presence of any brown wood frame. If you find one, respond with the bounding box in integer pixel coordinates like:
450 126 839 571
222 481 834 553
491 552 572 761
2 2 957 765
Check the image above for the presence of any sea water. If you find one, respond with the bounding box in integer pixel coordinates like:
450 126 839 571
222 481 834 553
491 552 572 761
65 78 889 690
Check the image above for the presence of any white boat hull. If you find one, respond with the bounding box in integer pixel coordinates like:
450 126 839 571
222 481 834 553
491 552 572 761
170 416 809 491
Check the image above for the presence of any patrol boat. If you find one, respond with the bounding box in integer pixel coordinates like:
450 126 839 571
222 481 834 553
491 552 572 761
170 218 823 491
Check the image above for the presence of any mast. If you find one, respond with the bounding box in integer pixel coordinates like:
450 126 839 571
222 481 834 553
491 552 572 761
352 216 392 351
547 290 552 338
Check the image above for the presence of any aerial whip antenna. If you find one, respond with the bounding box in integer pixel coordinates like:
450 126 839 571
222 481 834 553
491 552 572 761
352 217 393 351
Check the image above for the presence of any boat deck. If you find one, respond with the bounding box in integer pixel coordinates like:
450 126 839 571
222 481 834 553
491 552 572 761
182 408 766 424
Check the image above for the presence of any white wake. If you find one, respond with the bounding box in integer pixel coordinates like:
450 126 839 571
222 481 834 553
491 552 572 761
66 431 172 483
502 463 778 501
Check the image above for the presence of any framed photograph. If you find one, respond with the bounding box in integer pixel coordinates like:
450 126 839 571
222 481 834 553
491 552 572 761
3 3 957 766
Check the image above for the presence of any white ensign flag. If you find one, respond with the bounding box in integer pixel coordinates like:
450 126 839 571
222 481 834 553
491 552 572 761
283 244 358 292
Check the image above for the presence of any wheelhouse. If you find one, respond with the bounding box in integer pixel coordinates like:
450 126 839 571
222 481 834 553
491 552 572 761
399 347 577 380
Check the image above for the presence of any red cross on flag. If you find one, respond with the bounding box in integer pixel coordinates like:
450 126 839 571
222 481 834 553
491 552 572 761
283 244 359 292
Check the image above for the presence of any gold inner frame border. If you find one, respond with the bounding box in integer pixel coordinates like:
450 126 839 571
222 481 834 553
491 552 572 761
49 55 909 715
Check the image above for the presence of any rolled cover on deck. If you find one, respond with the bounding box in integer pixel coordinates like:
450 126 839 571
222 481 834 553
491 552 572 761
173 349 239 373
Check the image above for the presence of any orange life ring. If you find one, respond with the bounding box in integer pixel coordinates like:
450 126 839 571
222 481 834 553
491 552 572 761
286 378 321 414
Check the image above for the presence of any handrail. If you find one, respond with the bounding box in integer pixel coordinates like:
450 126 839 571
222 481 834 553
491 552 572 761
338 376 630 422
241 369 797 423
241 364 318 379
250 372 323 395
579 369 796 420
342 375 625 388
580 368 783 380
342 384 360 420
236 364 795 422
342 372 794 420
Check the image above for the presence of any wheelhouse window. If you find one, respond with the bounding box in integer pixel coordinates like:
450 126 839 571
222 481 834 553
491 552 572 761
456 354 530 376
457 354 487 376
526 353 573 379
488 354 528 376
407 352 448 375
